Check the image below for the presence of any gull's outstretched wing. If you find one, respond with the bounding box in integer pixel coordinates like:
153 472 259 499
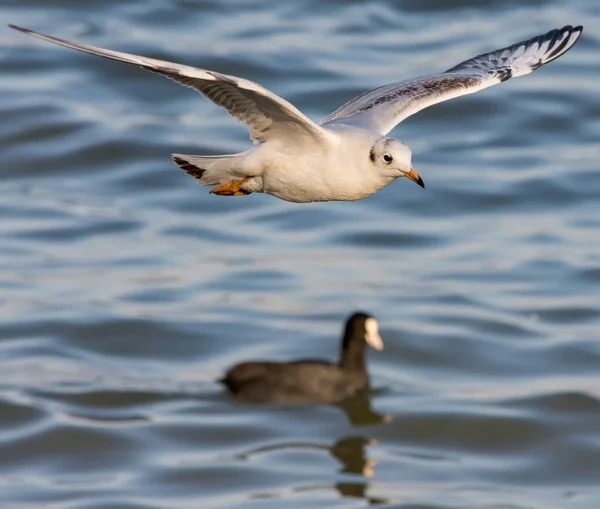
321 25 583 136
9 24 331 144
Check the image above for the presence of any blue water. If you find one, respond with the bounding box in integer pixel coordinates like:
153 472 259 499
1 0 600 507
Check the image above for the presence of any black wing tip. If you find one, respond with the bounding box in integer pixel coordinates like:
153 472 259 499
8 23 29 33
557 24 583 40
9 24 61 44
561 24 583 34
8 24 43 39
540 24 583 65
569 24 584 42
537 24 582 39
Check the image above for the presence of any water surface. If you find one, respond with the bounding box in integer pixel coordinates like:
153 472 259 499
1 0 600 507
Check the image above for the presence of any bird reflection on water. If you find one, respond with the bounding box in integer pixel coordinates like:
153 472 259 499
238 433 390 505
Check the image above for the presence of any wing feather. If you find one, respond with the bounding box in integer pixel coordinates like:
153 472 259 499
321 25 583 135
9 24 331 144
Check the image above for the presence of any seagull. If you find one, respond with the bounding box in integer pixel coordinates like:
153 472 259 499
9 24 582 203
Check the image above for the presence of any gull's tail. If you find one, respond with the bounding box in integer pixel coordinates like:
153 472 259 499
172 153 243 186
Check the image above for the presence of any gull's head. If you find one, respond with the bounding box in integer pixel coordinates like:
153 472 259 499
369 137 424 189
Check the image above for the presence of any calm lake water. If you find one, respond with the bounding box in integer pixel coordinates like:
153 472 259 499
1 0 600 507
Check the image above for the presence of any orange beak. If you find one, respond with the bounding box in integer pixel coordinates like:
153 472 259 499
404 167 425 188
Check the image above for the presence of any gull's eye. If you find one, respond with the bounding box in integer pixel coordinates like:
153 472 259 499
383 154 393 164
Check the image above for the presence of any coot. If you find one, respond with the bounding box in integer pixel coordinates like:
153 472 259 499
220 312 383 404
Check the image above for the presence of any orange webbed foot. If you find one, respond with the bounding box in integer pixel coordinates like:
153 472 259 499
210 176 252 196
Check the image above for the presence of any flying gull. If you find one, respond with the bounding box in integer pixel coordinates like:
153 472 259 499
9 24 582 203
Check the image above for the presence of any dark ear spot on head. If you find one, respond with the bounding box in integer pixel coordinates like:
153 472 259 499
369 147 376 163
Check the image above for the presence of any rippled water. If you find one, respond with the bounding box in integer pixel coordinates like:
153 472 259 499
2 0 600 507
